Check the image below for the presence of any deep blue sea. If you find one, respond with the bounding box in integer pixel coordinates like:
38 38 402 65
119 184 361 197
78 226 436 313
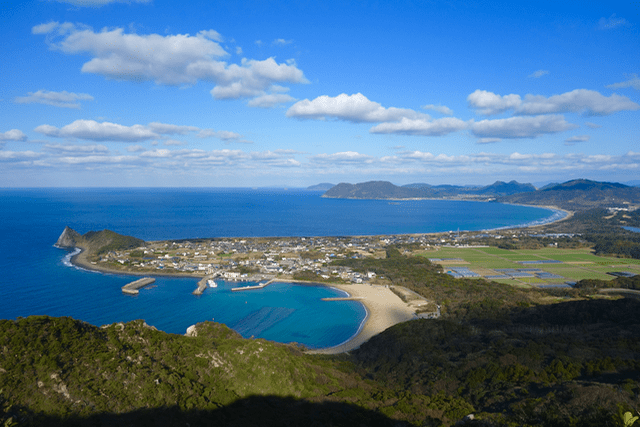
0 188 561 348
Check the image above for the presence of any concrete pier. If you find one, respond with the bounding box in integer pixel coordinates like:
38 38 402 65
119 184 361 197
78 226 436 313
193 277 209 295
122 277 155 295
231 278 276 292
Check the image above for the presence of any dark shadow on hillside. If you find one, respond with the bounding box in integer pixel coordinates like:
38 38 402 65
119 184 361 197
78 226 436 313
5 395 407 427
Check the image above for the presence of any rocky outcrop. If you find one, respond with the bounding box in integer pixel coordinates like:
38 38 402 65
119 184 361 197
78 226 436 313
55 226 84 248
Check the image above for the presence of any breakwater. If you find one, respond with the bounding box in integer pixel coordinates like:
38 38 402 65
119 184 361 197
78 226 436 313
193 277 209 295
122 277 155 295
231 278 276 292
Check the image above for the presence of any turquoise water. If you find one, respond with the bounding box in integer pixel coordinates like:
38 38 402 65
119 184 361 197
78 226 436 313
0 188 559 348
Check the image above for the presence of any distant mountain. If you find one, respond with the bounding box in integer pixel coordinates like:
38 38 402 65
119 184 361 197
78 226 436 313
307 183 335 191
499 179 640 211
324 180 535 199
473 180 536 196
401 183 432 189
323 181 433 199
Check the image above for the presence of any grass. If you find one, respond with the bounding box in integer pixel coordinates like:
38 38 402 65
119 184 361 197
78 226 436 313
419 247 639 284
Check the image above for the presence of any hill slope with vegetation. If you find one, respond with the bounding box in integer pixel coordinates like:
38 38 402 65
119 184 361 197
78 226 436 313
3 248 640 426
499 179 640 211
56 226 146 256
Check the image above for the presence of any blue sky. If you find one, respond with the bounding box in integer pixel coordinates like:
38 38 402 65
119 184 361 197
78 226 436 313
1 0 639 187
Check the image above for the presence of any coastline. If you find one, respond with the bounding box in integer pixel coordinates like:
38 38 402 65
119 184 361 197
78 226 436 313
59 204 571 353
306 283 419 354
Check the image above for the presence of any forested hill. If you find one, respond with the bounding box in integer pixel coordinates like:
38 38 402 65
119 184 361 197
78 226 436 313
323 181 431 199
498 179 640 211
56 226 145 256
322 180 535 199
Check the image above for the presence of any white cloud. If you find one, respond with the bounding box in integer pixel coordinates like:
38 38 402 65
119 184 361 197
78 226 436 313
34 22 307 104
0 151 43 162
247 93 296 108
0 129 28 141
127 145 146 152
369 117 468 136
50 0 151 7
197 129 247 142
309 151 375 164
272 38 293 46
147 122 199 135
598 14 629 30
607 74 640 90
471 115 578 139
528 70 549 78
422 104 453 115
584 122 602 129
468 88 639 116
467 90 522 115
286 93 427 123
564 135 590 143
44 143 109 155
477 138 502 144
35 120 158 142
14 89 94 109
163 139 187 146
517 89 640 116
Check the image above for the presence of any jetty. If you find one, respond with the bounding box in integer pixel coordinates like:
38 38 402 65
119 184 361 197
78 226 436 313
231 278 276 292
192 277 209 296
121 277 155 295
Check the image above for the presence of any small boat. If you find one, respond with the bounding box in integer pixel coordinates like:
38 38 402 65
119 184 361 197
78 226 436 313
207 280 218 288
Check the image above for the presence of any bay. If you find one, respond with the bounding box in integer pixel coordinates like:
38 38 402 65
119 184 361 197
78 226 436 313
0 188 560 348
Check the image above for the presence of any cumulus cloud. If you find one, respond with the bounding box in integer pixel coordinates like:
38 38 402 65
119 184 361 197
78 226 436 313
370 117 468 136
286 93 427 123
14 89 94 109
35 120 158 142
468 89 639 116
528 70 549 79
467 90 522 115
33 22 307 105
0 129 28 141
585 122 602 129
607 73 640 90
598 14 629 30
471 115 578 139
422 104 453 115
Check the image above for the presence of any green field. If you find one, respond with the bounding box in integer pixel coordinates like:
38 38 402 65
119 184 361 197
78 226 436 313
419 246 640 285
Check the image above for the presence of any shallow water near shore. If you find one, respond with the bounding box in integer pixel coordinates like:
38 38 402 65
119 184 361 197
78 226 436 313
0 188 559 348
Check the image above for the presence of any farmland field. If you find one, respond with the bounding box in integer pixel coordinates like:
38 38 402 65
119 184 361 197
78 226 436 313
419 246 640 286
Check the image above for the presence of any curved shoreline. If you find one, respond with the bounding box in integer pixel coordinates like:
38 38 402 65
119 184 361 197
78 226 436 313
59 205 570 354
307 283 419 354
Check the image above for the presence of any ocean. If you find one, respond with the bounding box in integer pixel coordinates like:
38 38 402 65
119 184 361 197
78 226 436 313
0 188 561 348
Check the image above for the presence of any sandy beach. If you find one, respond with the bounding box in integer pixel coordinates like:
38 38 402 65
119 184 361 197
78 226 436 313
307 283 420 355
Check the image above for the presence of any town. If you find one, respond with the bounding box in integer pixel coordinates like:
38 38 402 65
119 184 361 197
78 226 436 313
93 228 578 285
